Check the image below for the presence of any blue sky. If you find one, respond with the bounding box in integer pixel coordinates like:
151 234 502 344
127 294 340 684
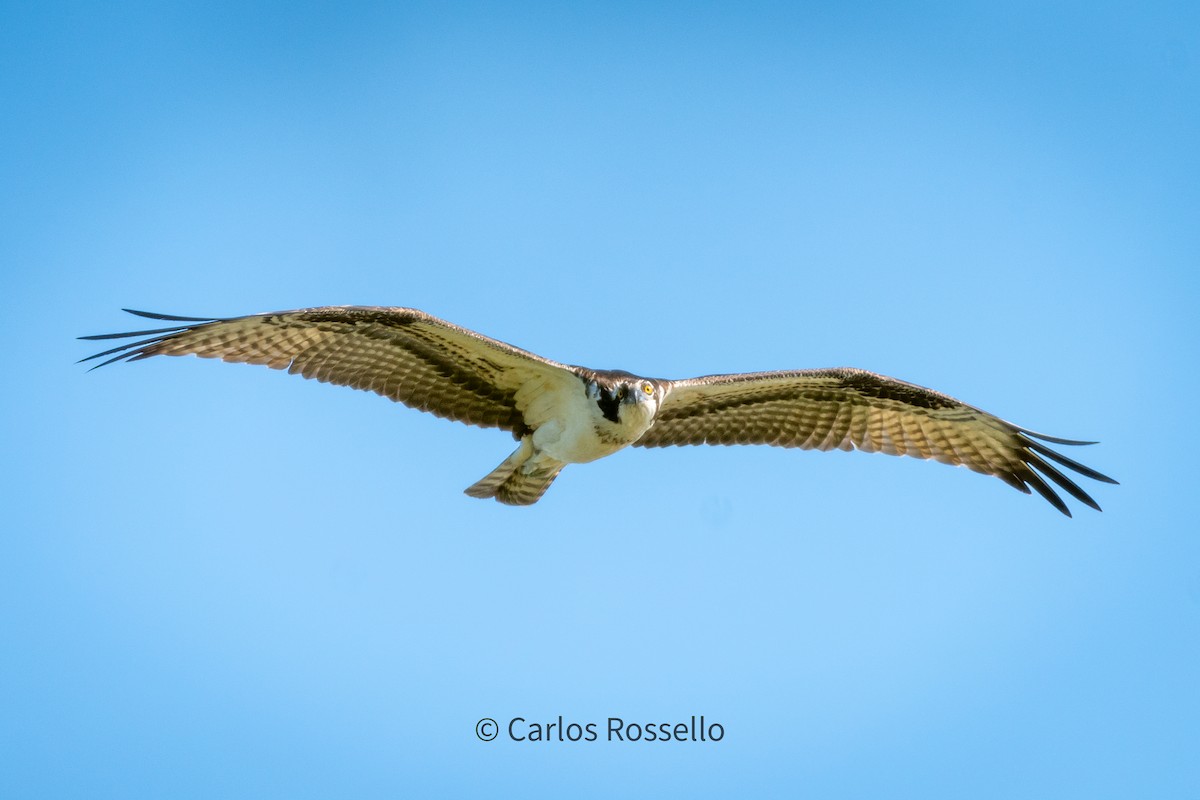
2 2 1198 797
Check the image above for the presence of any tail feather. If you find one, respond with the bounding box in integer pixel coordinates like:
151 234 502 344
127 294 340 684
465 442 565 506
500 463 565 505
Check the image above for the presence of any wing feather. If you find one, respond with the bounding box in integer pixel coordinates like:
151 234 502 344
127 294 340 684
635 368 1116 516
80 307 580 435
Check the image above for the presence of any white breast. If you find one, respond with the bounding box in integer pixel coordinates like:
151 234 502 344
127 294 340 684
531 381 655 464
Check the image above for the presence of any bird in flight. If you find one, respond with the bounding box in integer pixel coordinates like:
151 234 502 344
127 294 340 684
81 306 1115 514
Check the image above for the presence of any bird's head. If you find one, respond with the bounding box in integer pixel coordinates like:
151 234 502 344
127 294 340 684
618 378 661 411
586 372 663 425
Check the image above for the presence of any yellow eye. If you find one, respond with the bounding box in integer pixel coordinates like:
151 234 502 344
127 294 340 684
642 383 653 395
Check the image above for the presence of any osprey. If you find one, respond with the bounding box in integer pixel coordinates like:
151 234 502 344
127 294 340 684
81 306 1116 514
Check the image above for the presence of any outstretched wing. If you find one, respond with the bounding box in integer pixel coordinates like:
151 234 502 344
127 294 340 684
635 368 1116 516
80 307 581 436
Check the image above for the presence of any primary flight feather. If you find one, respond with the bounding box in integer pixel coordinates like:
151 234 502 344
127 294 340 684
80 306 1116 514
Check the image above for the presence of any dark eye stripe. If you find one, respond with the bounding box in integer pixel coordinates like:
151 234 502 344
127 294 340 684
596 385 621 423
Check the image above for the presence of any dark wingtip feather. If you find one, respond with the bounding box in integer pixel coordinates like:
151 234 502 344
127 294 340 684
1026 451 1102 512
1023 436 1119 485
79 310 216 370
121 309 217 323
1020 468 1073 517
1017 427 1099 446
78 333 176 364
83 352 141 371
79 325 193 341
1001 429 1116 515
